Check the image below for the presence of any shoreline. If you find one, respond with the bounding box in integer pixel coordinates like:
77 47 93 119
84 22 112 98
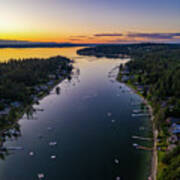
117 76 158 180
0 56 73 150
0 77 63 144
0 77 69 150
77 44 180 180
141 95 157 180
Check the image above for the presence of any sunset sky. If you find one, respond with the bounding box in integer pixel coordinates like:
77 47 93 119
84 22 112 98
0 0 180 43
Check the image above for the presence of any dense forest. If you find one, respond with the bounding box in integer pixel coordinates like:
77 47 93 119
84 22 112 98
0 56 73 135
78 43 180 180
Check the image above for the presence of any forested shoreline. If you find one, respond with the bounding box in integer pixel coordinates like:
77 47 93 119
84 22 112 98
0 56 73 149
78 43 180 180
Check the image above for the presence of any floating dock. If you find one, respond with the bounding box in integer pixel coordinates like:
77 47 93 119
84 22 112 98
132 113 150 117
136 145 153 151
132 136 152 141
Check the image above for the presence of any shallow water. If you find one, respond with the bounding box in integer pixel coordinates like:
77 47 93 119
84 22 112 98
0 47 152 180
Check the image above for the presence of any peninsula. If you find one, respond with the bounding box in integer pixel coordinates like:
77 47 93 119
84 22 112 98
0 56 73 149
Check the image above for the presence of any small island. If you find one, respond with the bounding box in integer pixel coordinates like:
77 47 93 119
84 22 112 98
0 56 73 148
78 43 180 180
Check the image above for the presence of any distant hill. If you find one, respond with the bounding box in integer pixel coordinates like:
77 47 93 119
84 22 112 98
0 40 91 48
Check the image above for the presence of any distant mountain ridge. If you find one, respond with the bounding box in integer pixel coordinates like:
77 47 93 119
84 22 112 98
0 40 92 48
1 40 179 48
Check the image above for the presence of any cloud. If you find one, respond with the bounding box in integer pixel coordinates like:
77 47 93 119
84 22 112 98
1 32 180 45
69 35 87 38
93 32 180 42
106 38 139 44
127 33 180 39
68 38 82 41
68 35 96 42
94 33 123 37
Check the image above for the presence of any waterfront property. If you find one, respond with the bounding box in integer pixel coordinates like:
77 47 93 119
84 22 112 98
171 123 180 135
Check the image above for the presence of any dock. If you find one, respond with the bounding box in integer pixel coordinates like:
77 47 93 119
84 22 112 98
132 113 150 117
136 145 153 151
132 136 152 141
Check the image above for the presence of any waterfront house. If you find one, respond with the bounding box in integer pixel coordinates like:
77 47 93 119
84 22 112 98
34 86 41 93
169 105 175 112
0 107 11 116
161 101 167 108
48 74 56 79
58 75 62 79
121 69 130 75
121 65 130 75
137 85 144 91
61 70 67 75
11 101 21 108
167 117 180 125
168 135 178 143
39 85 48 91
167 144 177 151
170 123 180 134
47 80 54 86
122 75 129 82
31 95 39 103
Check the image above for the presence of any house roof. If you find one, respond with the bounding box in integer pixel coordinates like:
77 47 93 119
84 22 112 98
172 129 180 134
170 117 180 124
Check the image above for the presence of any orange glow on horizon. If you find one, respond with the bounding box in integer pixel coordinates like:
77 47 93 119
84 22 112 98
0 0 180 44
1 29 180 44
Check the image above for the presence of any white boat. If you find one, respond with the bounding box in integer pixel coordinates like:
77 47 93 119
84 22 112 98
29 152 34 156
132 143 139 147
133 109 142 113
132 113 150 117
6 147 24 150
114 158 119 164
107 112 112 117
47 127 53 131
38 173 45 179
131 102 141 106
49 142 57 146
111 119 116 123
51 155 56 159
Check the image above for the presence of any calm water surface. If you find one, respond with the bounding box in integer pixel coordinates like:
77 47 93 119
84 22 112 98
0 47 152 180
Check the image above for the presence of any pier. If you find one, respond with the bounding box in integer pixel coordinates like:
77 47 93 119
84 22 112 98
132 136 152 141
